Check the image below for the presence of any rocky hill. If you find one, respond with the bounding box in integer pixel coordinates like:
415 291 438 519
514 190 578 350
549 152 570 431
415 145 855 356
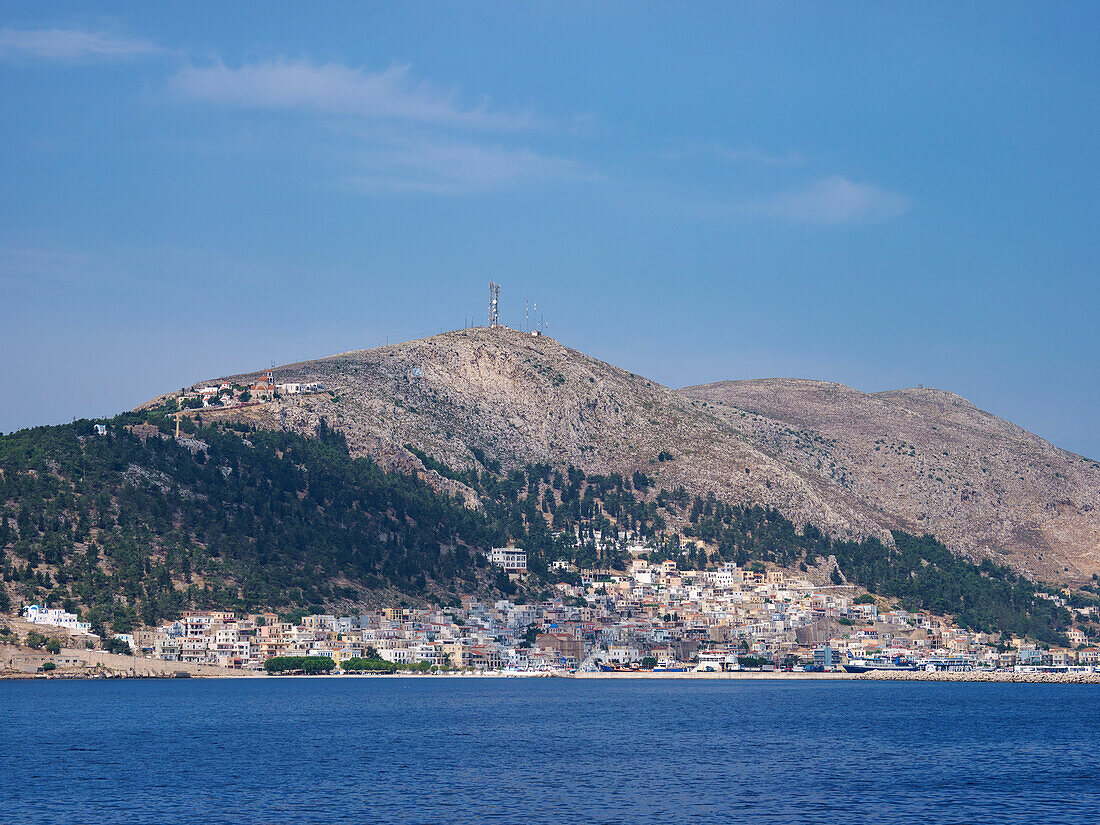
172 327 1100 584
681 379 1100 583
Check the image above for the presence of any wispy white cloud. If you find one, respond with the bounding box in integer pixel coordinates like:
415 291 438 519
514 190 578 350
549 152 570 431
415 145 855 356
170 58 593 194
730 176 911 225
714 147 804 166
171 59 535 131
343 132 599 194
0 28 161 62
670 142 804 167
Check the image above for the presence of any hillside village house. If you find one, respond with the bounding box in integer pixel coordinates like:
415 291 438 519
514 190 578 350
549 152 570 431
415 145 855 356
490 546 528 576
22 605 93 635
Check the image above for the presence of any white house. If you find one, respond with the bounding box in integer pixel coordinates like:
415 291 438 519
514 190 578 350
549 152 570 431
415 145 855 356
490 547 527 574
22 605 93 634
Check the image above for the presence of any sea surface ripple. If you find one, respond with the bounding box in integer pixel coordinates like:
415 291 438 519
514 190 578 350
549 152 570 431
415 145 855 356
2 678 1098 824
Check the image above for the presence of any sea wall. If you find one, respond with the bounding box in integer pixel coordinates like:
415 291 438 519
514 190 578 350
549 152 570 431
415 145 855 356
575 670 1100 683
0 644 249 678
853 669 1100 684
573 671 853 680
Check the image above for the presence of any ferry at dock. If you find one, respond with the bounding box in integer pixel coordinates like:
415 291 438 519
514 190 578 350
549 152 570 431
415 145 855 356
842 656 921 673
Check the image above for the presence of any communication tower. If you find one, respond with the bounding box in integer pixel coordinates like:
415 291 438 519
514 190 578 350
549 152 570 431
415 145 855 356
488 281 500 328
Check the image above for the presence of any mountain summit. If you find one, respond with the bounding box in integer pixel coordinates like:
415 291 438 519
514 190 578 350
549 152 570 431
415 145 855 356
166 327 1100 584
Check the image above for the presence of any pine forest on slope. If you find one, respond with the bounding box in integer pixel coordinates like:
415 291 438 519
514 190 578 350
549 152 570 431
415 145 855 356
0 394 1094 646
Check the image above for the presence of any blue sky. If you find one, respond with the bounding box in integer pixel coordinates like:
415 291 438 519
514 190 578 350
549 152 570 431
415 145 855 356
1 3 1097 458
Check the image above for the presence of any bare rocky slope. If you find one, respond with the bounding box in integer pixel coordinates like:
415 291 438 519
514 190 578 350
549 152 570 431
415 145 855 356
161 327 1100 584
681 378 1100 583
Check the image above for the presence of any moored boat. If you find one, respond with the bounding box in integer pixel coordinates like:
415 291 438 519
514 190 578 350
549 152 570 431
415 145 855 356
842 656 920 673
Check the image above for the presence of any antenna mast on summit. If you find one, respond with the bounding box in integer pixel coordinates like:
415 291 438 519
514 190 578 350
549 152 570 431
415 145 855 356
488 281 500 328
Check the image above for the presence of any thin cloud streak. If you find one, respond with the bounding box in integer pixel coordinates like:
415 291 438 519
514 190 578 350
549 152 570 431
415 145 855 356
171 58 592 194
670 142 805 167
171 59 536 131
0 28 161 62
343 134 601 194
712 147 804 166
729 176 911 225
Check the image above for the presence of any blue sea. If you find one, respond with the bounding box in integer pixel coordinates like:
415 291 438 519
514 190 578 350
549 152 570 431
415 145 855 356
2 678 1098 824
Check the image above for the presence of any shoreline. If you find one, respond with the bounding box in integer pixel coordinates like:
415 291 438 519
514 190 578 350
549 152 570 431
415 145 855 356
6 668 1100 684
576 670 1100 684
573 670 855 680
850 669 1100 684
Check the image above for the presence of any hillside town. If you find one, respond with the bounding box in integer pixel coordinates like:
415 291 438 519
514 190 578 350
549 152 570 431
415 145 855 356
175 372 327 410
11 544 1098 677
